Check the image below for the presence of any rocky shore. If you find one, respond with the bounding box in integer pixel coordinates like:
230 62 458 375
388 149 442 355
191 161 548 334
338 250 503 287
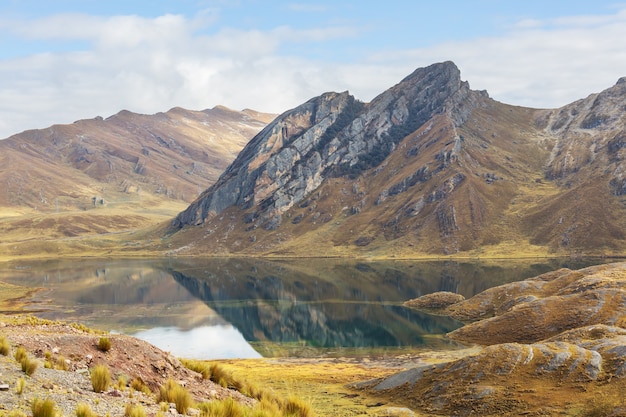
6 262 626 416
0 318 253 416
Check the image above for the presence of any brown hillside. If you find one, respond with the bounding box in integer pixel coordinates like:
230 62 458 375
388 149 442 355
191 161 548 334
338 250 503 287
0 106 274 250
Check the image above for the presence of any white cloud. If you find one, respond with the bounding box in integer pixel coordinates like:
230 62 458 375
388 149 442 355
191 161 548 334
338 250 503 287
1 7 626 139
364 7 626 108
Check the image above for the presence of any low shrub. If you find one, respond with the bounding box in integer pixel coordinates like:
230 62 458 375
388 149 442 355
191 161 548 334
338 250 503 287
97 337 112 352
157 379 193 414
8 410 27 417
90 364 111 393
31 398 57 417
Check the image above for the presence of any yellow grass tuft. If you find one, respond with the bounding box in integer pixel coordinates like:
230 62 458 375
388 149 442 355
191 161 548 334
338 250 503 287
181 358 211 379
90 364 111 393
31 398 57 417
0 335 10 356
75 403 96 417
15 377 25 395
124 404 146 417
14 346 27 363
97 336 112 352
157 379 194 414
20 355 38 376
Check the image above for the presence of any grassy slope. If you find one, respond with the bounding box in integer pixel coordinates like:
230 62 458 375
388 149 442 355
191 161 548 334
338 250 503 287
0 196 187 262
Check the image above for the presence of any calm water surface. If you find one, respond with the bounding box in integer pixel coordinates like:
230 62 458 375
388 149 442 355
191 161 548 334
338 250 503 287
0 257 612 359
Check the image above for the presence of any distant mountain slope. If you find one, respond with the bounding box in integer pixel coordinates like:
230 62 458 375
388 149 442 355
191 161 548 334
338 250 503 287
166 61 626 257
0 106 274 252
0 106 274 211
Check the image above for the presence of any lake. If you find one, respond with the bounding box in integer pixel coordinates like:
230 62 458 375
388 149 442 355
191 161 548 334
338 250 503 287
0 257 612 359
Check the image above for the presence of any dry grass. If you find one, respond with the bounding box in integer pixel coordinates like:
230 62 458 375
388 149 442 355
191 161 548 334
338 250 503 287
31 398 57 417
196 396 310 417
208 363 242 390
281 395 313 417
75 403 96 417
181 358 211 379
90 364 111 393
13 346 27 363
210 359 395 417
124 404 146 417
157 379 194 414
55 355 69 370
197 398 246 417
130 377 152 395
0 335 10 356
20 355 38 376
97 336 112 352
15 377 25 395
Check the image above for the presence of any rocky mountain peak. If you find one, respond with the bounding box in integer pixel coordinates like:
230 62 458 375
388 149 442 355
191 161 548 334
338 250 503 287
172 61 478 231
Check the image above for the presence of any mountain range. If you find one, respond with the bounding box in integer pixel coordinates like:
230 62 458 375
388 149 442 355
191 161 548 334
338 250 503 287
2 61 625 258
165 61 626 258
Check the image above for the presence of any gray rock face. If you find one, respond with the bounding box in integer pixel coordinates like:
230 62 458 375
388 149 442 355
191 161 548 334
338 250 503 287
541 76 626 190
172 61 476 229
172 91 353 227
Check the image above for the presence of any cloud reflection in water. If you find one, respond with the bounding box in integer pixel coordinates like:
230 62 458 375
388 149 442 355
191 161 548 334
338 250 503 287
131 324 262 359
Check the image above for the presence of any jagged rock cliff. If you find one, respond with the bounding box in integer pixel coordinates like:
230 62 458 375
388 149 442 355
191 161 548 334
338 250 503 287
167 61 626 257
172 61 477 228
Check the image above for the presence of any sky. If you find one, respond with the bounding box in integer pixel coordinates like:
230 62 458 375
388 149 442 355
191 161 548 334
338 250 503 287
1 1 625 139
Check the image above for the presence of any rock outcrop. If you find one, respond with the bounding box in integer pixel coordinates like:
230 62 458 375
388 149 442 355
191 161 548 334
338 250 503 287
377 262 626 415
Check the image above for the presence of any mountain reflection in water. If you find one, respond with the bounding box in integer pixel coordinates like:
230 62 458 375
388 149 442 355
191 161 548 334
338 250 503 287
0 257 611 359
